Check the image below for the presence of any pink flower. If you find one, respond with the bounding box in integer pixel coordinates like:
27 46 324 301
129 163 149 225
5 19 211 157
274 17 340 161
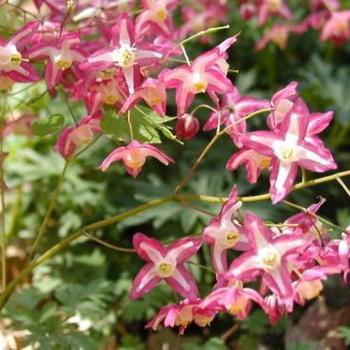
120 78 167 117
203 187 248 281
175 114 200 141
256 0 293 26
135 0 179 37
292 268 326 305
282 197 329 242
161 36 236 115
82 13 162 94
0 21 40 84
130 233 202 300
29 33 85 89
203 87 270 147
55 113 101 159
267 81 300 132
226 148 271 184
320 11 350 44
99 141 174 177
226 212 309 310
242 98 337 203
255 23 307 51
146 299 215 334
200 281 266 320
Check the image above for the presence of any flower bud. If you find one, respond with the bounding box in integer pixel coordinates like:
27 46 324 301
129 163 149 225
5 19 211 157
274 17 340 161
240 3 256 20
175 114 199 141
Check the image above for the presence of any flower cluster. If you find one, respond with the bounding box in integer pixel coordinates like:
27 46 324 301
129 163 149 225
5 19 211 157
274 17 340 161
0 0 349 336
133 193 350 333
237 0 350 48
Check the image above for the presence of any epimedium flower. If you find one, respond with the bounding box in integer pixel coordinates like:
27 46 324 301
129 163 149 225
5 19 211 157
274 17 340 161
256 0 293 26
81 13 162 94
203 86 270 148
120 78 167 117
242 98 337 203
203 187 248 281
320 10 350 44
135 0 179 38
255 22 307 51
129 233 202 300
160 36 236 115
146 299 216 334
226 212 309 310
226 148 272 184
99 140 174 177
29 32 86 90
55 113 101 159
200 281 267 320
0 20 40 85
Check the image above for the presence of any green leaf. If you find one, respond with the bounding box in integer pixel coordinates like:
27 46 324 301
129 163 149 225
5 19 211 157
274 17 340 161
31 114 65 136
101 107 169 144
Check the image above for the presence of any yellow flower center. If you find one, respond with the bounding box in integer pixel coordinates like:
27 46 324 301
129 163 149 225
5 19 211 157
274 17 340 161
192 72 208 93
57 58 72 70
260 158 271 169
118 47 135 67
153 7 168 22
156 260 176 278
259 246 280 270
225 231 240 247
103 95 118 105
10 53 22 67
269 0 281 11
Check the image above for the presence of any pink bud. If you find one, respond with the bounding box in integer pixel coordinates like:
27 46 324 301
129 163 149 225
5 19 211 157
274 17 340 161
175 114 200 141
240 3 256 20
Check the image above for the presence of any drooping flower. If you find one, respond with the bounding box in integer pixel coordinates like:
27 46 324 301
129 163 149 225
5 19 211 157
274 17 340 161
226 212 308 310
130 233 202 300
99 140 174 177
226 148 271 184
135 0 179 38
203 187 248 281
0 21 40 85
29 33 86 89
160 36 236 115
242 98 337 203
146 299 216 334
267 81 300 132
255 23 307 51
55 113 101 159
200 281 267 320
82 13 162 94
320 10 350 44
120 78 167 116
203 86 270 147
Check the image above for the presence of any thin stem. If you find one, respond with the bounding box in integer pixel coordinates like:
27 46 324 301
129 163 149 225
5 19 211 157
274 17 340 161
28 161 70 260
178 25 230 47
0 140 6 291
336 178 350 198
283 200 344 231
187 260 215 274
127 111 134 140
181 45 191 66
83 231 135 253
190 104 217 116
